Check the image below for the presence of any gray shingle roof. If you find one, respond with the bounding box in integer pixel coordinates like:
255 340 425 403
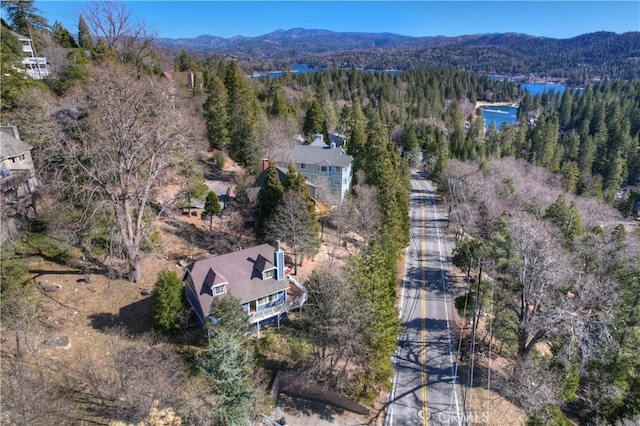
0 127 32 160
185 244 290 312
292 144 353 167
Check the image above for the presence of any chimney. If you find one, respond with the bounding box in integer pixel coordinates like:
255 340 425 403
274 240 285 281
262 159 269 171
187 70 194 88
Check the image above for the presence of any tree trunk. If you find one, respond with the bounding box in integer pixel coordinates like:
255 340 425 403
129 259 141 283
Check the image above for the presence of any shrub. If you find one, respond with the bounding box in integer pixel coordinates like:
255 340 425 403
151 270 185 332
527 404 572 426
15 233 71 262
211 150 225 170
455 292 474 319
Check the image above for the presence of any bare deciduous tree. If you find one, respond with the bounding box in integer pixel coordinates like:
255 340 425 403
502 213 572 357
63 330 186 423
81 0 156 68
304 267 370 393
57 64 189 282
1 358 68 425
255 117 299 164
263 191 319 272
351 181 381 248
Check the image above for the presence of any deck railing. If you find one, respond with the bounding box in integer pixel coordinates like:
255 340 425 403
248 275 307 324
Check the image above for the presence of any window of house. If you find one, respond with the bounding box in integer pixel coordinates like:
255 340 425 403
334 178 341 185
263 269 274 280
212 284 226 295
300 163 307 169
320 166 327 173
335 166 342 172
257 293 279 306
10 158 17 164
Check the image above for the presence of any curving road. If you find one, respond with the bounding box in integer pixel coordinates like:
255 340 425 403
385 172 462 426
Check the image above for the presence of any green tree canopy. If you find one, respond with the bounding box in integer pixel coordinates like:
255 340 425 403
203 73 229 150
302 99 326 140
151 269 185 332
203 190 222 229
51 21 77 48
208 293 251 336
256 161 284 240
77 14 93 50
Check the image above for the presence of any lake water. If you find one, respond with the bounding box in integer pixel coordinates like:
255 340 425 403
521 82 567 96
251 63 398 79
482 81 568 127
481 105 519 128
250 63 324 79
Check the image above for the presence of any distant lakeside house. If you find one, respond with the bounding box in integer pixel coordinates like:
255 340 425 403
292 134 353 202
183 243 307 329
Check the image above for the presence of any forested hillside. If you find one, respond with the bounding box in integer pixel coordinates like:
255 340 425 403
1 1 639 425
160 29 640 82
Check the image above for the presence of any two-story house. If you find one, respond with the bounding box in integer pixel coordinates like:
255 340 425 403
11 31 49 80
183 243 307 330
292 134 353 202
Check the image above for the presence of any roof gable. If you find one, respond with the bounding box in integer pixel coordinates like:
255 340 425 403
186 244 290 310
0 126 32 160
254 254 275 274
292 144 353 167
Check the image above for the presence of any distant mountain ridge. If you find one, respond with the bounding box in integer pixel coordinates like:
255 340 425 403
158 27 432 55
157 28 640 80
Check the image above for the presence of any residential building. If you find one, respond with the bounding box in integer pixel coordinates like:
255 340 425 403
183 243 307 329
12 31 49 79
248 160 329 218
292 134 353 201
1 126 38 239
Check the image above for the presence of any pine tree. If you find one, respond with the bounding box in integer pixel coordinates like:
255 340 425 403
2 0 49 37
544 195 583 247
197 327 255 425
203 74 229 150
284 163 306 194
347 239 401 399
347 99 367 181
224 61 260 171
51 21 77 48
151 270 185 332
257 161 284 240
302 99 326 140
208 294 251 336
77 15 93 50
203 191 222 230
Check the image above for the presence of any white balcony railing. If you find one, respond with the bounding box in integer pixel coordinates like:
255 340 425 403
248 275 308 324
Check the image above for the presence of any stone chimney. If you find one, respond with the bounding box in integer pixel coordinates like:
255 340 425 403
274 240 285 281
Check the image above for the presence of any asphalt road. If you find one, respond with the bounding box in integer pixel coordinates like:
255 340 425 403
385 172 462 426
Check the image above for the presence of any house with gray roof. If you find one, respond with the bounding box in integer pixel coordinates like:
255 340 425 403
183 243 307 329
1 126 38 214
292 135 353 201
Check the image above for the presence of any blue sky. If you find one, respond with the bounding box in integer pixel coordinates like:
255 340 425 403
32 1 640 39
